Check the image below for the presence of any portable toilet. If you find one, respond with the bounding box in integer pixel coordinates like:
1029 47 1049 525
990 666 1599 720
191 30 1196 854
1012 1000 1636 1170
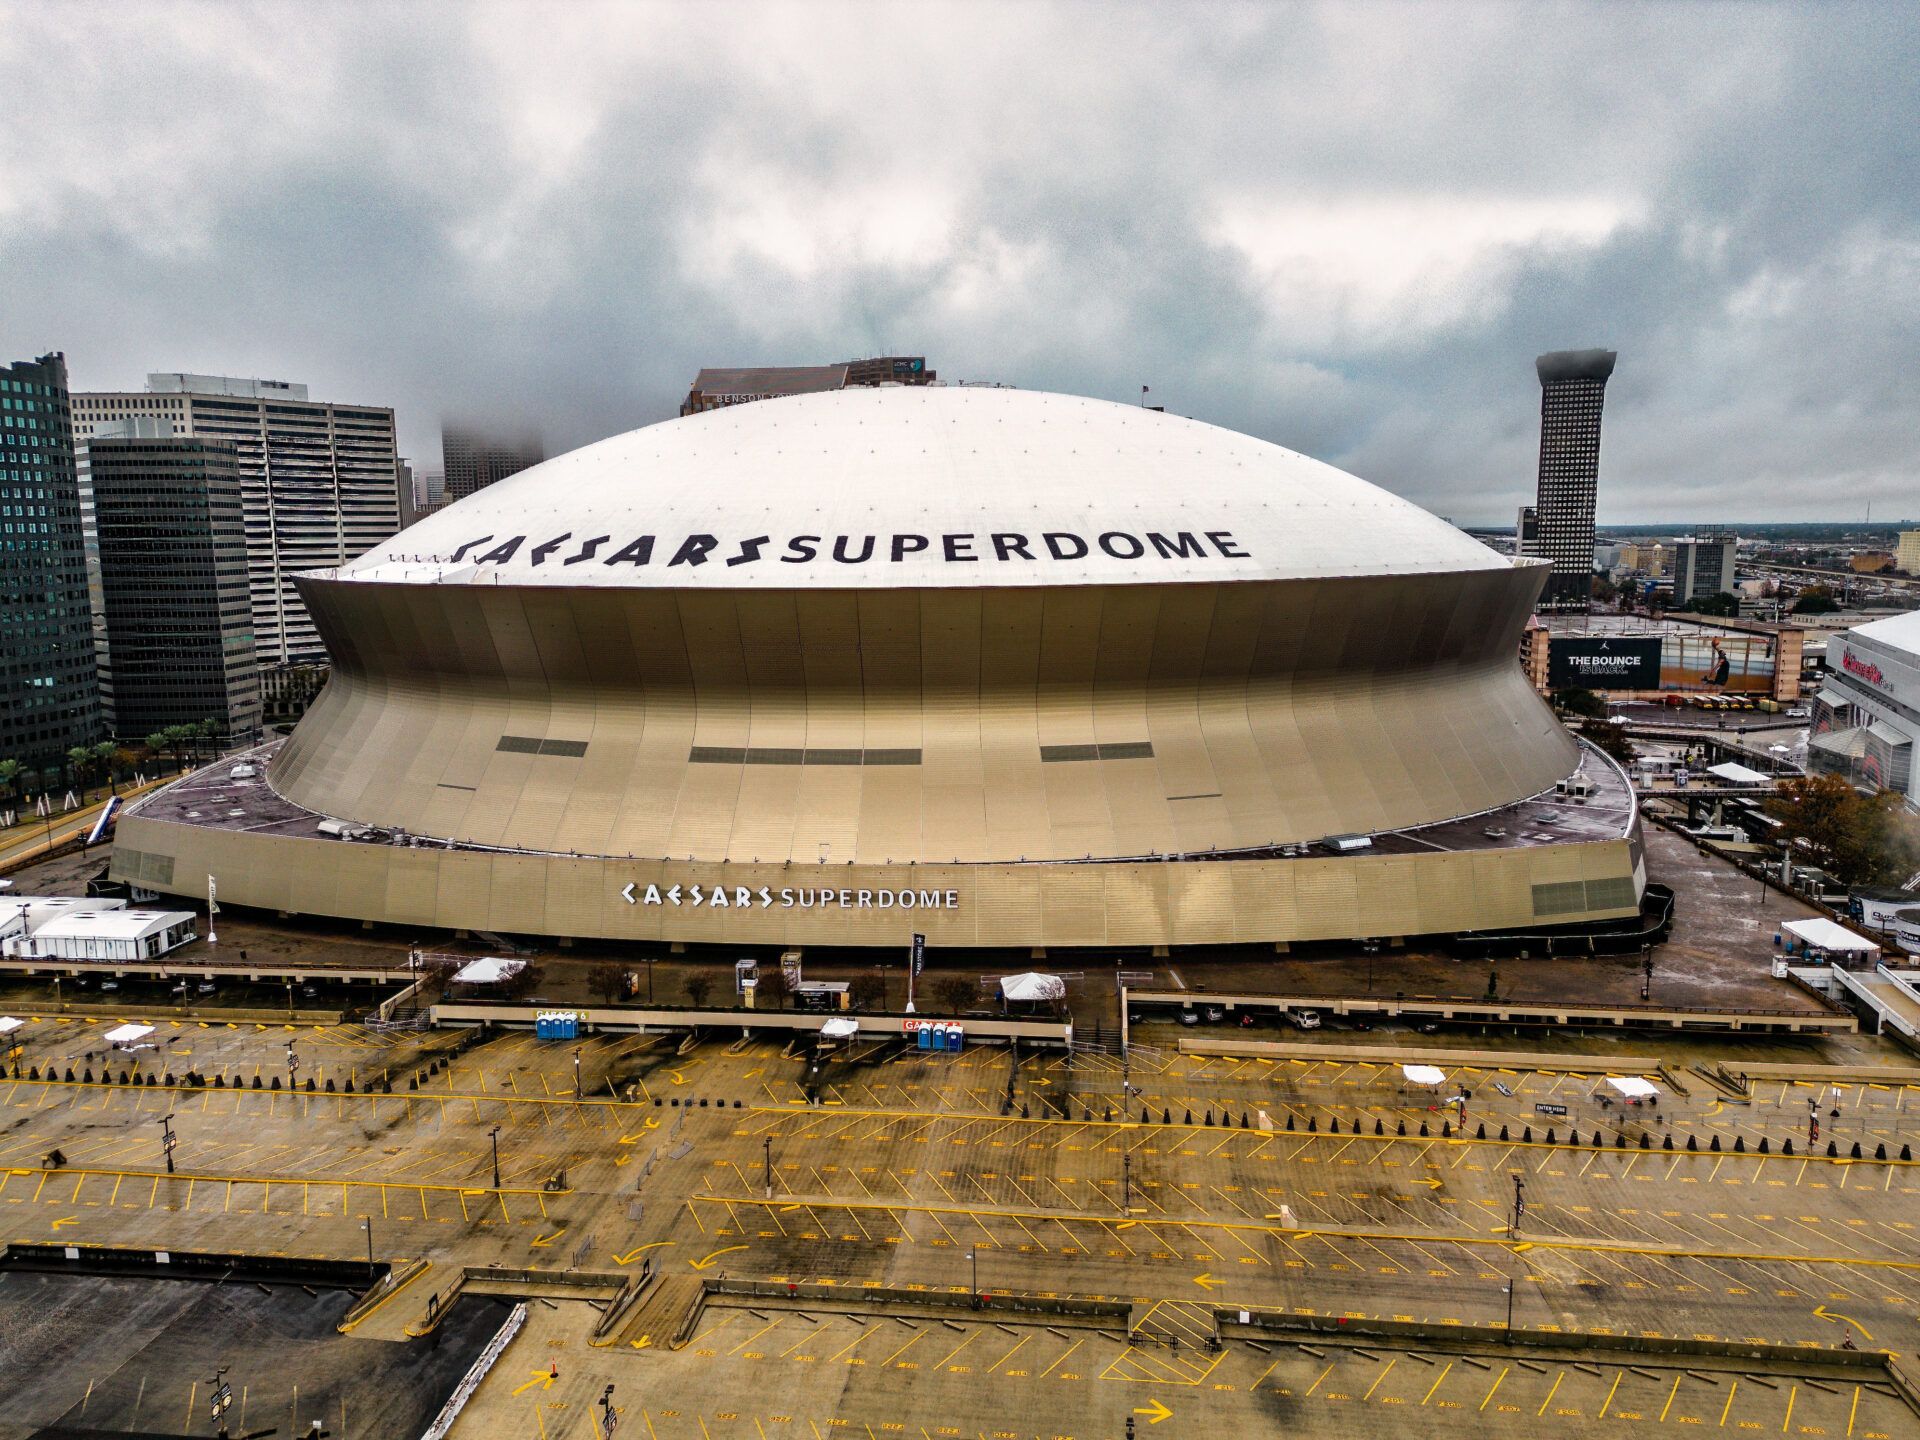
916 1024 934 1051
943 1024 964 1053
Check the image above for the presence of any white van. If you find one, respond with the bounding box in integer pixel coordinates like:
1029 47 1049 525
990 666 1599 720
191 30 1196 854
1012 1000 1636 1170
1288 1009 1322 1030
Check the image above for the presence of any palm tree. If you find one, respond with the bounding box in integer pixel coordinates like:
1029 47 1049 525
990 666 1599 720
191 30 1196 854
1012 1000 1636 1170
65 745 93 795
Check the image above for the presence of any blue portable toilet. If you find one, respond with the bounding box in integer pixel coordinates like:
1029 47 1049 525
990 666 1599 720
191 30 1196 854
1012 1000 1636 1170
916 1024 933 1051
943 1024 964 1053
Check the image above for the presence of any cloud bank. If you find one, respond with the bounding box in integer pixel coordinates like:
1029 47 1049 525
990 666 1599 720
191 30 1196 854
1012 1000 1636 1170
3 0 1916 523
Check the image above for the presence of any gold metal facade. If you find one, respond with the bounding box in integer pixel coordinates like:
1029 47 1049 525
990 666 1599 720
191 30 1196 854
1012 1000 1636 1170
109 560 1649 948
269 566 1575 866
112 817 1642 948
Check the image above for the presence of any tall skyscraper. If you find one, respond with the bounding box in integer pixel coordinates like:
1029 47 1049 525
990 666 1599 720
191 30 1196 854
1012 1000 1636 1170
72 375 400 665
1 353 101 769
441 423 543 502
82 427 261 743
1531 349 1617 612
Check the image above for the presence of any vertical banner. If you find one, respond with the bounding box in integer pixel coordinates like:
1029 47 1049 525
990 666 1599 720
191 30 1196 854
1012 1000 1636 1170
912 932 926 976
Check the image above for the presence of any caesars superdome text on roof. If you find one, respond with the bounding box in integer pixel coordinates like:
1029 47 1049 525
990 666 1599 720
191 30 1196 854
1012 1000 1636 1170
440 528 1252 570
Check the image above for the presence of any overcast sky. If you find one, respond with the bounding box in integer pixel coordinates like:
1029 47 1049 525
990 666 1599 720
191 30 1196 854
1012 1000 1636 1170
4 1 1916 525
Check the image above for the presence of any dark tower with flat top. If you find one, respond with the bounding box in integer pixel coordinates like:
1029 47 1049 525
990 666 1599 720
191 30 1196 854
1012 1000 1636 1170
1532 348 1616 612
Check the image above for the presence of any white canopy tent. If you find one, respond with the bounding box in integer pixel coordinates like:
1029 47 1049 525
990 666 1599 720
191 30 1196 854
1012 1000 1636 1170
1782 918 1880 958
1607 1076 1659 1099
452 957 527 985
0 1017 21 1035
103 1023 154 1046
1000 972 1067 1002
1706 761 1771 785
1402 1063 1446 1086
819 1017 859 1041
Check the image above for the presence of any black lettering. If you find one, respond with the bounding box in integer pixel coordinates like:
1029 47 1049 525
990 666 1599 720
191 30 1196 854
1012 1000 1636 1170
783 535 819 563
1098 531 1145 559
1043 532 1089 560
725 535 770 567
669 534 718 566
528 532 571 566
447 535 493 563
562 534 610 565
475 535 525 564
942 533 977 562
603 536 655 566
1147 531 1204 559
832 535 875 563
891 533 929 562
991 533 1034 561
1206 530 1250 558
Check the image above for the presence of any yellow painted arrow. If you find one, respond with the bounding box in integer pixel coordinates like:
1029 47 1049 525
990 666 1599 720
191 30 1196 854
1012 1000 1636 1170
510 1370 556 1396
691 1244 748 1272
612 1242 674 1265
1814 1305 1873 1340
50 1216 77 1230
668 1070 688 1086
630 1335 652 1350
1191 1272 1225 1291
1417 1178 1443 1190
531 1229 566 1248
1133 1399 1173 1425
614 1155 633 1167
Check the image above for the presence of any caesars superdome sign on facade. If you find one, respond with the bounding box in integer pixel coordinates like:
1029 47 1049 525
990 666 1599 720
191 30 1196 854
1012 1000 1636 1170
440 528 1252 571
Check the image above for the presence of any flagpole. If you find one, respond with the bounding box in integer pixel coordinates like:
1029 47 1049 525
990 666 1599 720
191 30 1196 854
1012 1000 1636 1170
206 874 219 945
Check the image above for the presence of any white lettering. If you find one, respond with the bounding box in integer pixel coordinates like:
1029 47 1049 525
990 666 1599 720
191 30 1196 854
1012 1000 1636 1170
736 886 753 908
839 888 852 907
857 889 873 908
877 890 893 909
757 886 773 907
709 886 729 908
780 888 795 908
946 889 958 908
918 889 942 908
689 883 705 907
643 883 663 906
666 884 682 906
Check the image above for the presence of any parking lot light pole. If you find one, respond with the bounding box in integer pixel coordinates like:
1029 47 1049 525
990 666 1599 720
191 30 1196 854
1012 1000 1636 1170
1510 1173 1525 1236
967 1248 979 1308
763 1135 773 1198
157 1112 176 1174
1122 1152 1132 1210
573 1048 582 1100
363 1216 375 1282
1505 1273 1516 1340
490 1124 503 1190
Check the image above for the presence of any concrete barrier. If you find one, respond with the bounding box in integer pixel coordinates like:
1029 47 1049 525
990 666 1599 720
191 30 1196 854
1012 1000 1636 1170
431 1001 1072 1047
705 1276 1130 1323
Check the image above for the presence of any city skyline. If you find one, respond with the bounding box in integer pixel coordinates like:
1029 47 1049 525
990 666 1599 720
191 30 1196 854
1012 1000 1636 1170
2 1 1917 527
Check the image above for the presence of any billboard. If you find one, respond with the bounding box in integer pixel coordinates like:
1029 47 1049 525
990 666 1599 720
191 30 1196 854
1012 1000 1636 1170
1548 637 1663 690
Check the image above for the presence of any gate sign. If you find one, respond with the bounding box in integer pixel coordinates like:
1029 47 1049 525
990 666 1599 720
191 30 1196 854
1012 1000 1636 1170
1534 1102 1569 1117
1548 636 1662 690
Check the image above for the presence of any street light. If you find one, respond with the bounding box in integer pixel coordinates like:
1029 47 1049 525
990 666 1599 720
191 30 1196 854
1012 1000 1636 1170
490 1124 503 1190
763 1135 773 1198
1510 1173 1525 1236
573 1048 582 1100
966 1248 980 1308
600 1384 617 1435
156 1112 177 1175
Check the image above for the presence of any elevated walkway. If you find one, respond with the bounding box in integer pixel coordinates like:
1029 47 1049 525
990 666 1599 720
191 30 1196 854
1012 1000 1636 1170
1831 964 1920 1049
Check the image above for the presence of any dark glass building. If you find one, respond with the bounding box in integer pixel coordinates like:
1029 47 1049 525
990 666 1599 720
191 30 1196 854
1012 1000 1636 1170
1533 349 1617 612
441 423 544 502
1 353 101 770
84 431 261 744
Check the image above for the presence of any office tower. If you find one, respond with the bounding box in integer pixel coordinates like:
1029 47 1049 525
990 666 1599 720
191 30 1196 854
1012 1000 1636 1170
1899 529 1920 575
440 423 544 502
83 427 261 743
1531 349 1617 611
72 374 400 665
1514 504 1538 556
1 353 101 769
1672 533 1738 605
679 356 934 416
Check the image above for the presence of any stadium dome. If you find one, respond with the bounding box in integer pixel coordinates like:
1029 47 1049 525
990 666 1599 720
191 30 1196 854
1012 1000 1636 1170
118 384 1647 952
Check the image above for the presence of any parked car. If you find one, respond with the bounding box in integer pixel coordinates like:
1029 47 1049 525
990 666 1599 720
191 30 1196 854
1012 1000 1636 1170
1177 1009 1200 1026
1288 1009 1322 1030
1200 1005 1226 1024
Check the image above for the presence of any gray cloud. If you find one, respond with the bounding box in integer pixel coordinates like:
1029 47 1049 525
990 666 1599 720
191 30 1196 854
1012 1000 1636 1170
2 0 1916 523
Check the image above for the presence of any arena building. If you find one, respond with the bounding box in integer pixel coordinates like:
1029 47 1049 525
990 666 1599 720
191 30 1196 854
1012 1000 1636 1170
113 387 1647 952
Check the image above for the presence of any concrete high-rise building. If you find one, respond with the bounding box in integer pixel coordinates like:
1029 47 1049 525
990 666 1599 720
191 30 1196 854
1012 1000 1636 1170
1515 505 1538 556
83 428 261 743
1531 349 1617 612
1672 533 1739 605
1 353 101 769
1898 529 1920 575
72 374 400 665
441 423 544 503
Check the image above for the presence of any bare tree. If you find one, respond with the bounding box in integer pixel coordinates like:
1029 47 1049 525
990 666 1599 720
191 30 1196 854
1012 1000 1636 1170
931 975 974 1015
848 972 887 1011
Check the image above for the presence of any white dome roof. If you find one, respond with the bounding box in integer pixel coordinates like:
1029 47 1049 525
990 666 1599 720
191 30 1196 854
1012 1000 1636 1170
344 386 1513 590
